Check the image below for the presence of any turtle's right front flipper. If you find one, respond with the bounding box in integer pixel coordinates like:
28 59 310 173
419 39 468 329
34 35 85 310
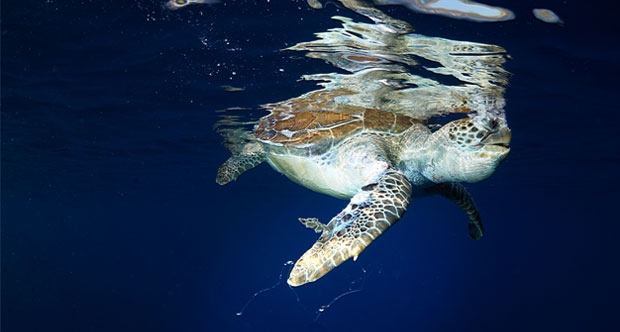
288 169 412 287
427 182 484 240
216 142 265 185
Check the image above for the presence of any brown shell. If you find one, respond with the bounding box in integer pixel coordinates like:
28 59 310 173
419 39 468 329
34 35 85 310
255 89 417 154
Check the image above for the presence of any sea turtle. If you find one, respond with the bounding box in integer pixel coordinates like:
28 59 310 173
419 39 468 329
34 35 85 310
216 89 511 287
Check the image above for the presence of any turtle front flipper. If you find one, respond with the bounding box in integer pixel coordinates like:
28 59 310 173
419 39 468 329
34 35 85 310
288 169 412 287
427 182 484 240
216 142 265 185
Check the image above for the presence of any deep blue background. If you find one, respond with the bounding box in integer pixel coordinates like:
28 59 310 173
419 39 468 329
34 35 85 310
2 0 619 331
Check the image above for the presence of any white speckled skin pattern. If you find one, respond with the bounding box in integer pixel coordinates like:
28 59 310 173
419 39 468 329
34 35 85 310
287 169 411 286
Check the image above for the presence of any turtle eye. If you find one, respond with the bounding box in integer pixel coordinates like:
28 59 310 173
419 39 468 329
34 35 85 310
175 0 188 5
479 116 499 132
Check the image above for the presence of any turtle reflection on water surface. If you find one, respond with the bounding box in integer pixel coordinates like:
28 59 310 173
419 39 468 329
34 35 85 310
165 0 220 10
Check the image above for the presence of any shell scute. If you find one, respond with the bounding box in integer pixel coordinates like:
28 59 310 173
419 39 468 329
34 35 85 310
255 89 417 154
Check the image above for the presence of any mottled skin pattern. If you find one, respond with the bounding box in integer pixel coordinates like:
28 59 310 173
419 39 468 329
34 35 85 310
426 182 483 240
217 106 511 286
216 142 263 185
288 169 411 285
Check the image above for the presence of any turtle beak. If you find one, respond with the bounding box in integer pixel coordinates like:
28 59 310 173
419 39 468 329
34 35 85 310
483 126 511 147
482 126 511 158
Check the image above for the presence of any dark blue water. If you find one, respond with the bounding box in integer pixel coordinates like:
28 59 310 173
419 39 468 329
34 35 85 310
2 0 619 331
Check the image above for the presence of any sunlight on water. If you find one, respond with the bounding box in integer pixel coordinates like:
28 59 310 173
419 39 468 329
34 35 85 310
372 0 515 22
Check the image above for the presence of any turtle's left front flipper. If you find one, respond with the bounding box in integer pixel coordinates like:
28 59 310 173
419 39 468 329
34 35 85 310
288 169 412 287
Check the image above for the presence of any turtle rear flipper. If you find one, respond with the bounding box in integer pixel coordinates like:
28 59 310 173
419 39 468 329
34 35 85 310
288 169 412 287
427 182 484 240
216 142 265 185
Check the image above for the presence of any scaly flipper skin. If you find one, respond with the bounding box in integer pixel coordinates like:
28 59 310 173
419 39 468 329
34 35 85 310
216 142 265 185
299 217 328 233
427 182 484 239
288 169 412 287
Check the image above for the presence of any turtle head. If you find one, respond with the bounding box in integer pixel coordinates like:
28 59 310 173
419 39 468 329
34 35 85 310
419 111 511 184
